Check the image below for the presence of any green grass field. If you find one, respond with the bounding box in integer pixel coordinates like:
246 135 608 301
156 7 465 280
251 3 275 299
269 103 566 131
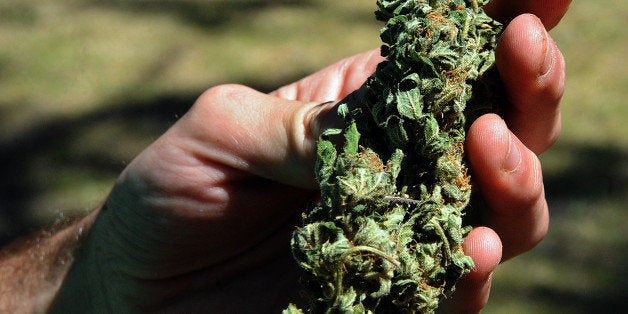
1 0 626 312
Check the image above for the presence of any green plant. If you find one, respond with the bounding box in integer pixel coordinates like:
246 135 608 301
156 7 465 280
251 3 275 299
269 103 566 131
287 0 503 312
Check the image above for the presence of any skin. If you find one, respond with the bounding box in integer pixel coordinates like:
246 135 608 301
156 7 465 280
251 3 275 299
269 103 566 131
0 1 570 313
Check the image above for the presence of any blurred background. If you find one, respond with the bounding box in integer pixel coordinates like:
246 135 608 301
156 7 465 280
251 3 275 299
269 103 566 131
0 0 625 312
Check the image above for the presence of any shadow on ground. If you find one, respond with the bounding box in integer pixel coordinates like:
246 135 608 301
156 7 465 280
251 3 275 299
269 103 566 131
0 92 193 245
544 144 627 203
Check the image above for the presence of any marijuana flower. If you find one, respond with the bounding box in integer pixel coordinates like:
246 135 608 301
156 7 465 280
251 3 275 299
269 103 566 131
287 0 503 312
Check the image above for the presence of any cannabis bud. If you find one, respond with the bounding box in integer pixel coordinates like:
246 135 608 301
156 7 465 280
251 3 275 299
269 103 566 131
287 0 503 312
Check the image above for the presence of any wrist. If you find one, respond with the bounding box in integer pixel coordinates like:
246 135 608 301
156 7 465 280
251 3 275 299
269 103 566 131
47 208 118 312
50 203 153 312
0 209 97 313
49 174 172 312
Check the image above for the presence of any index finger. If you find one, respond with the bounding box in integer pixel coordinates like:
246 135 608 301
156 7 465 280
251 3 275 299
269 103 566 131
271 49 383 103
484 0 572 29
496 14 566 153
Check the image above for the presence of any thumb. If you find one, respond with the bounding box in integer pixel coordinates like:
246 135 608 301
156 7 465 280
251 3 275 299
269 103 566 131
176 84 337 189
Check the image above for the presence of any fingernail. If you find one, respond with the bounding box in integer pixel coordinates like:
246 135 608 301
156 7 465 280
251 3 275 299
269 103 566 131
503 133 522 173
540 27 555 76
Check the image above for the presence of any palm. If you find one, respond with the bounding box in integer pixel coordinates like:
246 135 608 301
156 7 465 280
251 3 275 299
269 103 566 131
103 62 377 310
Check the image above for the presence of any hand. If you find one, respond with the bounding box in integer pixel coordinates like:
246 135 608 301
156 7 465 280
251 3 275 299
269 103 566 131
51 1 569 312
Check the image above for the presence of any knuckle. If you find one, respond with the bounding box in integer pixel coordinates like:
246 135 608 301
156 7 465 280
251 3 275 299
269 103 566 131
530 197 550 242
191 84 255 122
518 153 546 208
502 150 544 206
197 84 248 106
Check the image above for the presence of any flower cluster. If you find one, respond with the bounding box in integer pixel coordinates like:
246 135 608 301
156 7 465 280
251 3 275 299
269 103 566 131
288 1 503 312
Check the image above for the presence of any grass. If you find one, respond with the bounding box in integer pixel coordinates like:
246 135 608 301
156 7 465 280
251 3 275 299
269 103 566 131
0 0 626 312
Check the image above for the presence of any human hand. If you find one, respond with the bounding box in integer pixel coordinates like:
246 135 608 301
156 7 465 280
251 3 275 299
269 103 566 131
51 1 569 312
